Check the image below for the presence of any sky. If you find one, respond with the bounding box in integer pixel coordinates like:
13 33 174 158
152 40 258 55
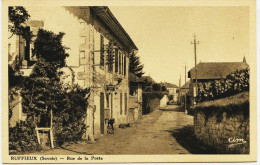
109 6 250 86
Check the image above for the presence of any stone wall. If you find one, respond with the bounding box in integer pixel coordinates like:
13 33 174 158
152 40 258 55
194 102 249 154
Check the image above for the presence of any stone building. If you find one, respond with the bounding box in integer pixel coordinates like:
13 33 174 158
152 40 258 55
8 6 138 140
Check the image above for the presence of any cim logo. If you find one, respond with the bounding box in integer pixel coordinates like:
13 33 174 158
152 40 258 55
227 137 247 149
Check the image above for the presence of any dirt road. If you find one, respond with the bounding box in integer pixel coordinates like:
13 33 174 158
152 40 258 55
30 105 206 155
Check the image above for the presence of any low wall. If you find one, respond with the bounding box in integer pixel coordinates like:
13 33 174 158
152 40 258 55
194 92 249 154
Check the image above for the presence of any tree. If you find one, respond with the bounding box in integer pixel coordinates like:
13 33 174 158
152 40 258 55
161 86 167 91
8 7 33 120
21 29 69 123
152 83 161 91
129 52 144 78
8 6 33 41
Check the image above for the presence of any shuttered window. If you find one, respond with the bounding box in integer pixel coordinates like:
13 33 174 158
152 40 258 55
115 49 118 73
120 93 123 115
124 93 127 114
119 52 122 74
124 55 126 76
100 35 104 69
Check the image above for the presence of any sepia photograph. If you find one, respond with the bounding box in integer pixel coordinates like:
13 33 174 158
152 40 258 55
1 0 258 163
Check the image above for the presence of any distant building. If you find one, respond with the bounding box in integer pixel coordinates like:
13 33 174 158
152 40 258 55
159 82 178 102
188 60 249 106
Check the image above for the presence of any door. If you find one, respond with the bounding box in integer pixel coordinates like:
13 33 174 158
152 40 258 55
100 92 105 134
110 94 113 118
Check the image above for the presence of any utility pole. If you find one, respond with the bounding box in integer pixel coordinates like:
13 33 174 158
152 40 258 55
185 63 187 113
191 34 199 105
179 75 181 106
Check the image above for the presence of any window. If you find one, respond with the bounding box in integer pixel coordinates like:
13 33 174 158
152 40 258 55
100 35 104 68
106 93 109 108
119 52 122 74
120 93 123 115
121 53 124 75
20 27 32 67
108 42 113 73
124 93 127 115
115 48 118 73
124 55 126 76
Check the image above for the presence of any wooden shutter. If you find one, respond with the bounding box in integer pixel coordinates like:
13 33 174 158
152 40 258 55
124 93 127 114
100 35 104 68
124 55 126 76
115 49 118 73
119 52 122 74
120 93 123 115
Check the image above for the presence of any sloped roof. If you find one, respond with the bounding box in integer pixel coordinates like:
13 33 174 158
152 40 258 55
188 62 249 80
159 82 178 88
65 6 138 51
90 7 138 51
129 73 145 83
142 76 156 84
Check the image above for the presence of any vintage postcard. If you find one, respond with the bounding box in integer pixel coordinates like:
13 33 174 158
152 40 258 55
1 0 257 163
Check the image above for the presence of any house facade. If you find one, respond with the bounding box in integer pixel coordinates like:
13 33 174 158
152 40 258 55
8 6 138 140
159 82 178 103
188 61 248 106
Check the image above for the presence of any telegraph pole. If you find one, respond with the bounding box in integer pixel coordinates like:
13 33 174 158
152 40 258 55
191 34 199 105
185 63 187 113
179 75 181 106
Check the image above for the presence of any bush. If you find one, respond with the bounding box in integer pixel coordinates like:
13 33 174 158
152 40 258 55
53 85 89 146
142 92 164 114
196 68 249 102
9 120 42 153
194 91 249 124
10 29 90 152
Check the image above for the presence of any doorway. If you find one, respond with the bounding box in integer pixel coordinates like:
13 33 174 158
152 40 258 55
100 92 105 134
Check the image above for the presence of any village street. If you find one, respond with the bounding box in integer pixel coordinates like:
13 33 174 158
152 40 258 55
29 105 209 155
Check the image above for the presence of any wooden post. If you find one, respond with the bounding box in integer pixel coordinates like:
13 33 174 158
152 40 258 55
50 109 54 148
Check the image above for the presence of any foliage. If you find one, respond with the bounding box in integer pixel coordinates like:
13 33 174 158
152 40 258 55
21 29 70 116
196 68 249 102
9 9 89 152
8 6 33 41
20 29 90 148
8 7 32 120
129 52 144 78
9 120 42 153
53 85 90 146
161 86 167 91
32 29 69 69
142 91 165 115
152 83 161 91
194 91 249 124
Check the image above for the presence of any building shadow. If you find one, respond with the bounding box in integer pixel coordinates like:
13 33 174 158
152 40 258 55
165 125 217 154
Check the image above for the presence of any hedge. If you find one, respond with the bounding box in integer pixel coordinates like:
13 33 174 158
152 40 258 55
196 68 249 102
